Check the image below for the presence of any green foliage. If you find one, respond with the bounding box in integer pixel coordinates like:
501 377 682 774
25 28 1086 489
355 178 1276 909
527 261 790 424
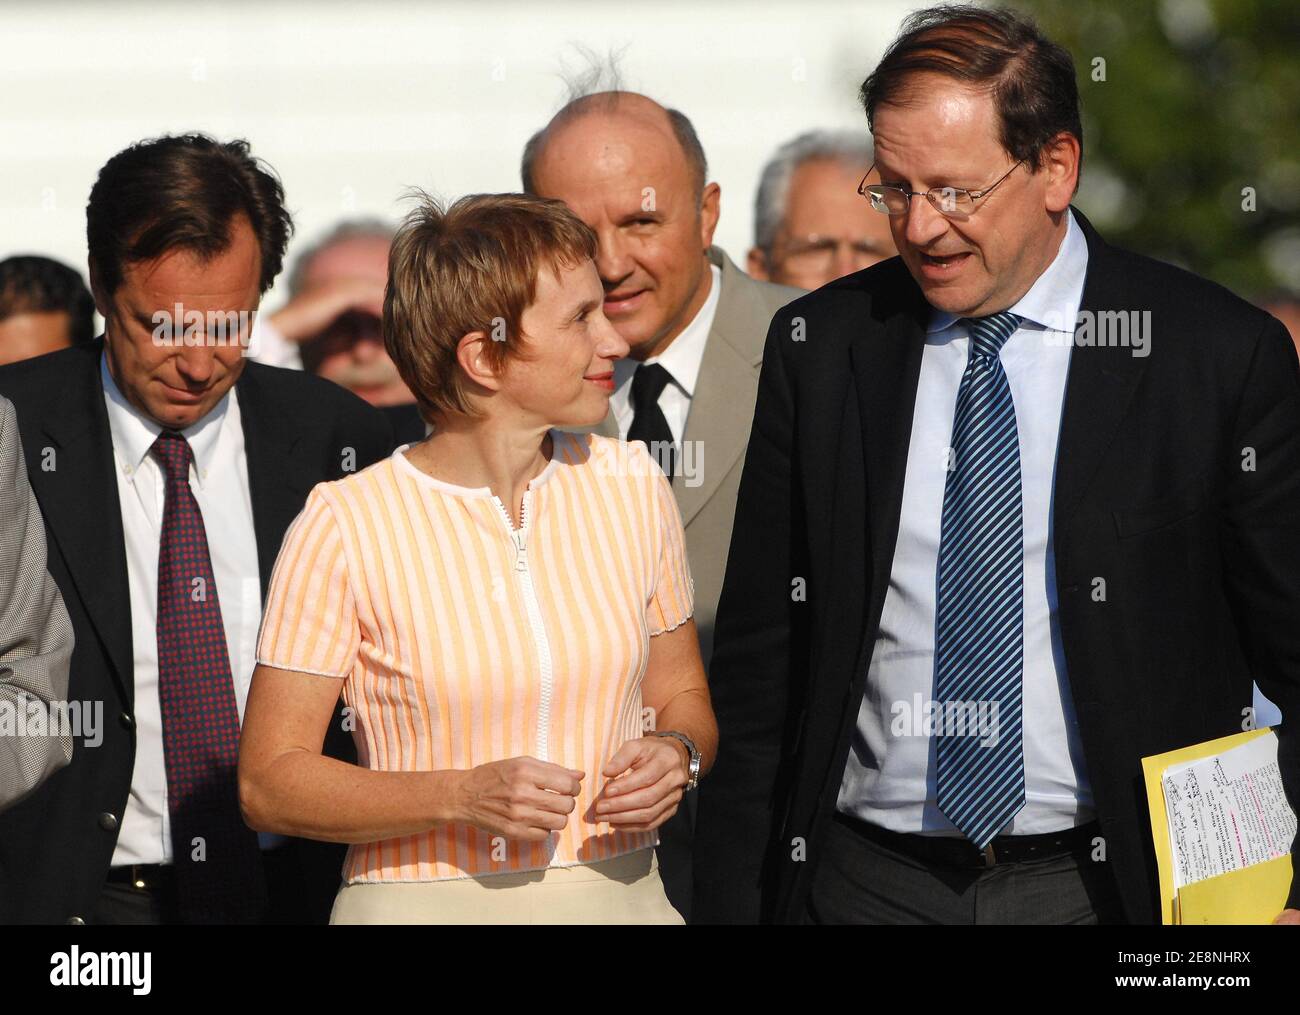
1017 0 1300 297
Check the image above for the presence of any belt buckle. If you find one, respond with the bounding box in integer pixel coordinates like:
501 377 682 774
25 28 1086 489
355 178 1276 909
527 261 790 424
981 842 997 868
129 865 150 891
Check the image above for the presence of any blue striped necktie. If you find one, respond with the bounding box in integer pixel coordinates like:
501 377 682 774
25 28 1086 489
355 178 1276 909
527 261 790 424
934 311 1025 849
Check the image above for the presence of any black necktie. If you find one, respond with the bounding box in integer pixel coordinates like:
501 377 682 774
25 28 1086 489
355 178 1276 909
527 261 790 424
628 363 676 483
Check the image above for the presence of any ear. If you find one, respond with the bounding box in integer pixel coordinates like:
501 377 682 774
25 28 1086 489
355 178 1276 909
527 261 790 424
1041 132 1081 214
747 246 770 281
699 182 721 250
455 330 503 393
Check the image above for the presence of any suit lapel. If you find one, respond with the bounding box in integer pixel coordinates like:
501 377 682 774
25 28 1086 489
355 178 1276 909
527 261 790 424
1052 210 1151 524
677 251 762 527
236 367 316 598
850 278 930 625
31 343 133 706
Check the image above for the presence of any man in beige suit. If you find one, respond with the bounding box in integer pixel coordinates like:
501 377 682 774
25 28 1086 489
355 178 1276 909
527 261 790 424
0 394 74 812
523 90 802 919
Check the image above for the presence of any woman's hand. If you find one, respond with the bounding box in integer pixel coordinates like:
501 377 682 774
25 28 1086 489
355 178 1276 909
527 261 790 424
595 736 689 832
453 757 584 841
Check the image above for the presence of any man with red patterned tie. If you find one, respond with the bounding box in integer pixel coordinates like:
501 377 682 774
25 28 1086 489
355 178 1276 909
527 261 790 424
0 134 393 924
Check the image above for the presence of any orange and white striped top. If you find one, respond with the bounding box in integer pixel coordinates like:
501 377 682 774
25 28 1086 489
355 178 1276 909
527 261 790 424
255 428 694 883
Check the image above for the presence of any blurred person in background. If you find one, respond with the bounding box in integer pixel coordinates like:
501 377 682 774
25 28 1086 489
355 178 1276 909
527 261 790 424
239 191 715 925
522 86 802 920
251 220 424 445
747 130 897 289
0 255 95 367
0 133 392 925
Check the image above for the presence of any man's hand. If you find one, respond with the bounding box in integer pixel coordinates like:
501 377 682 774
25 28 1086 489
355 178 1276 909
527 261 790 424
269 278 386 344
452 756 584 841
1274 908 1300 925
595 736 689 832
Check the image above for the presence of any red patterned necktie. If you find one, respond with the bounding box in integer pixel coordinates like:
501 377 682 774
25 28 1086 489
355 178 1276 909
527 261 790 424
153 429 267 923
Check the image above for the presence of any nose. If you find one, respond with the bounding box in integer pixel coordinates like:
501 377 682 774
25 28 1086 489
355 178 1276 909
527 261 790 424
902 195 948 250
595 230 634 289
174 345 217 385
835 241 860 279
352 335 382 362
594 310 630 361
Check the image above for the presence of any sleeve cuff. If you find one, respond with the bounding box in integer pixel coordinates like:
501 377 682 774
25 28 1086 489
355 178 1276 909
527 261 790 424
247 315 304 370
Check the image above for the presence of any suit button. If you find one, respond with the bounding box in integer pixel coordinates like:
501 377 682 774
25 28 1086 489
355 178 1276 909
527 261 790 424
67 916 85 926
119 712 135 731
98 812 119 832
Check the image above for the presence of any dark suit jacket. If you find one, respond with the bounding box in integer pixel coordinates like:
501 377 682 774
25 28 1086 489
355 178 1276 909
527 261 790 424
0 339 393 924
692 209 1300 924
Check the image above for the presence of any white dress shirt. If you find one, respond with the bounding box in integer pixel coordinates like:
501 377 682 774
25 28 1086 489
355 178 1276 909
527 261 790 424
610 264 722 446
101 356 267 864
838 209 1095 836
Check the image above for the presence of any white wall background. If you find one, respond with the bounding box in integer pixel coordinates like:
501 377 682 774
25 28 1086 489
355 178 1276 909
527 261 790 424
0 0 917 312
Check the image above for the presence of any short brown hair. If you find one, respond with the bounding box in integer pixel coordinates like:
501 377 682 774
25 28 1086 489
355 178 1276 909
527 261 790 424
385 192 598 425
87 133 293 296
861 5 1083 185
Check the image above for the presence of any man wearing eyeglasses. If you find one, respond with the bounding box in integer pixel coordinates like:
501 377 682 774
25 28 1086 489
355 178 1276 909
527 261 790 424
747 130 897 290
695 4 1300 926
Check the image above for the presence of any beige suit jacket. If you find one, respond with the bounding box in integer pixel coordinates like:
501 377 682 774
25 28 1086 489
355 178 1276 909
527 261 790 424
573 247 803 669
0 395 74 812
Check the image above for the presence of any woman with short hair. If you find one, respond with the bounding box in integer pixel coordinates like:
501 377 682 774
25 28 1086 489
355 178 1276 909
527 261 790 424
238 192 715 924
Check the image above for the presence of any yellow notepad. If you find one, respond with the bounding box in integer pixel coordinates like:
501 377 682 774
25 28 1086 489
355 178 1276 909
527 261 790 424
1141 727 1293 925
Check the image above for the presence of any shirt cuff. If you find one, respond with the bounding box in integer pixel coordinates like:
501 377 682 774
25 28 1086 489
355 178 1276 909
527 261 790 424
247 315 303 370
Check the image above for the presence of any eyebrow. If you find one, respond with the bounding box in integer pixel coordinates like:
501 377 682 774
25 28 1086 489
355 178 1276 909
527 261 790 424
877 165 979 190
616 208 663 225
569 296 602 318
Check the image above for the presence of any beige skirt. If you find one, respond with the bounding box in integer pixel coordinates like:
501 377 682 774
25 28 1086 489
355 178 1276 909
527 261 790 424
329 847 684 925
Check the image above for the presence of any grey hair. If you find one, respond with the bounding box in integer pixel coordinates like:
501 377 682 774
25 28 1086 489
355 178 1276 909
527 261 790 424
753 130 875 253
286 217 396 296
520 48 708 202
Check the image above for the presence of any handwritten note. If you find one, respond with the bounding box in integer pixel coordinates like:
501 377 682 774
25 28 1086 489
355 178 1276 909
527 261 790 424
1162 732 1296 890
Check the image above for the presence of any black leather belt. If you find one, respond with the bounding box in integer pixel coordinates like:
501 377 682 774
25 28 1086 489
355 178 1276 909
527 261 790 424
105 863 176 892
833 811 1101 869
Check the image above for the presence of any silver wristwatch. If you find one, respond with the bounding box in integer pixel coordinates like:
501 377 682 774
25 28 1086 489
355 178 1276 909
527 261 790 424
650 730 701 790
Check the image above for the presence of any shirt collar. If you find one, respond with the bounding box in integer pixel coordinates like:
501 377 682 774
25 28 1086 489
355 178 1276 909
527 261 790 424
926 208 1088 336
612 262 723 397
100 350 235 485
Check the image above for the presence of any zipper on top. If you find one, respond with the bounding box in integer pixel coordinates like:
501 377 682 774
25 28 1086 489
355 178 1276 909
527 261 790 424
490 489 554 765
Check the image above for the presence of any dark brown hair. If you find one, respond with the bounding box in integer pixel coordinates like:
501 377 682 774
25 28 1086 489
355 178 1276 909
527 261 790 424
0 255 95 343
87 133 293 295
385 191 598 426
861 4 1083 183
